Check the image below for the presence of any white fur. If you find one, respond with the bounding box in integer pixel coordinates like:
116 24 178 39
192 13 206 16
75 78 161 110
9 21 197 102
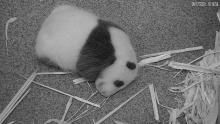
35 5 98 70
95 27 138 96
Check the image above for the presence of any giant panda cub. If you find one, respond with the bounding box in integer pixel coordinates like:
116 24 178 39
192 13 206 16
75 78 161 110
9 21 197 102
35 5 138 97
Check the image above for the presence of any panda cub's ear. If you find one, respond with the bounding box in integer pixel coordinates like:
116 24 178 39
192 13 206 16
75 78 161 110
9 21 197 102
126 61 136 70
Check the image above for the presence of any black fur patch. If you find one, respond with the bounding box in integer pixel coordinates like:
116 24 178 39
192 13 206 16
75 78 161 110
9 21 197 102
76 19 119 81
113 80 124 87
126 61 136 70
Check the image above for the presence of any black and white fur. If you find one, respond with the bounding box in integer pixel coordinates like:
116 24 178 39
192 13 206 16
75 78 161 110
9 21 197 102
35 5 138 97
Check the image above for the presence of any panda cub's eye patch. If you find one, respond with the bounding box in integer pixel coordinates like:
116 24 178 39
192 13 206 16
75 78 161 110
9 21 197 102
114 80 124 87
126 61 136 70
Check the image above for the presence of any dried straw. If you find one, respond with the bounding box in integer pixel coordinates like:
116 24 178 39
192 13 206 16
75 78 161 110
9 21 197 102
149 84 159 121
173 51 220 78
18 73 100 108
32 80 100 108
7 121 16 124
94 87 147 124
73 78 87 84
69 96 109 123
138 54 171 66
44 119 69 124
140 46 203 58
37 72 71 75
169 61 220 75
114 120 128 124
5 17 17 55
0 71 36 123
59 97 73 124
67 91 98 122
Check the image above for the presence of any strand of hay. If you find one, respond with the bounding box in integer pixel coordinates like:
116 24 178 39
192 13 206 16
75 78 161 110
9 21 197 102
6 89 31 119
59 97 73 124
69 96 109 123
138 54 171 66
154 90 173 110
31 80 100 108
173 51 220 78
146 62 171 71
140 46 203 58
0 71 37 123
168 102 194 124
37 72 71 75
114 120 128 124
86 81 93 92
44 97 73 124
169 61 220 75
36 72 99 107
73 109 89 120
5 17 17 55
168 50 220 123
177 73 218 124
18 74 100 108
7 121 15 124
169 81 202 93
73 78 87 84
67 91 98 122
44 119 69 124
149 84 159 121
2 89 30 124
94 87 147 124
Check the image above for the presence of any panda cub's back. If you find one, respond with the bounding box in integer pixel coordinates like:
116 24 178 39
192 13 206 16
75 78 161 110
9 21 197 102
35 5 98 70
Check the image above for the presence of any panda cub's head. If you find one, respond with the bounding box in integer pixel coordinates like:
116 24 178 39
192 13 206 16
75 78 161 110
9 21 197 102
77 20 138 97
95 57 138 97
